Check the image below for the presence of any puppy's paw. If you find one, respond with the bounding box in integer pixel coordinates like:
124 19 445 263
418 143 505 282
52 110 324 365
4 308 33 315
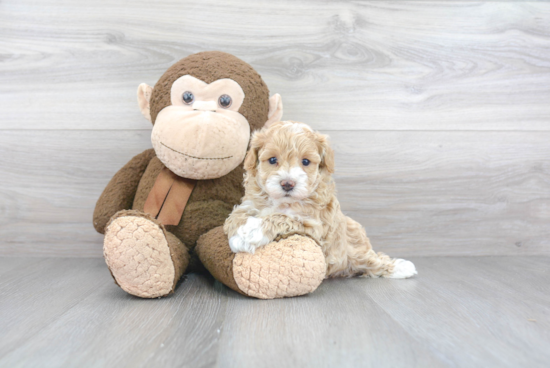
387 259 417 279
229 217 270 254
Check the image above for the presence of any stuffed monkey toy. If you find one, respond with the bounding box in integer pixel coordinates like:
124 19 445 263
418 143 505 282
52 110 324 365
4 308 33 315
93 51 326 299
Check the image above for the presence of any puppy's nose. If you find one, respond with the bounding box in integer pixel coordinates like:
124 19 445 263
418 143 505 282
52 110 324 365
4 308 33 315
281 180 296 192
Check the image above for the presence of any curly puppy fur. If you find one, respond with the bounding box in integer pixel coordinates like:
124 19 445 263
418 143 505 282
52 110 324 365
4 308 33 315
224 121 417 279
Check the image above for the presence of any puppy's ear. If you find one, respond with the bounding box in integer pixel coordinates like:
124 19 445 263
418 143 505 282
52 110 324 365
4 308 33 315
323 145 335 174
244 130 267 175
243 147 258 175
315 132 335 174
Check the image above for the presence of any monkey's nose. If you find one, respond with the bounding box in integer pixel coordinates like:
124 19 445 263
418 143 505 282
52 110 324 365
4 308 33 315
193 101 217 112
281 180 296 192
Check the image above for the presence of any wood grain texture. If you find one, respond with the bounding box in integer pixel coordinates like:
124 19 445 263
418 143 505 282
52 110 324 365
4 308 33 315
1 130 548 257
1 1 549 131
2 1 549 366
365 256 550 368
0 256 549 367
0 257 41 278
0 258 110 358
331 130 550 256
216 276 448 368
0 267 228 368
1 0 549 257
0 130 151 257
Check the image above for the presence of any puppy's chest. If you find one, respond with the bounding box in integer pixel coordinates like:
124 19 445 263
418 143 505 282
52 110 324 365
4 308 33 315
262 205 307 221
278 206 299 217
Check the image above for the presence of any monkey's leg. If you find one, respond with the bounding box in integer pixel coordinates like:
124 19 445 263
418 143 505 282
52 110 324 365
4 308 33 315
103 210 189 298
196 227 326 299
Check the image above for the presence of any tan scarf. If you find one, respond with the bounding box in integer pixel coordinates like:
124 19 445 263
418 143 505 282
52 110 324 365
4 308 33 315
143 167 196 226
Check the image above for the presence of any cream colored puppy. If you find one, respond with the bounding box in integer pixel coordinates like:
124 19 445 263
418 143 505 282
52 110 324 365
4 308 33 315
224 121 417 279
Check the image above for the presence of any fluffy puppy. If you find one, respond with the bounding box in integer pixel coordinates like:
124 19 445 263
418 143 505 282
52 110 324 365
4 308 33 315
224 121 417 279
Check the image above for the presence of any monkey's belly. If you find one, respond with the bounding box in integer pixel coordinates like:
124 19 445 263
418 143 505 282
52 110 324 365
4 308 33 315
166 199 234 248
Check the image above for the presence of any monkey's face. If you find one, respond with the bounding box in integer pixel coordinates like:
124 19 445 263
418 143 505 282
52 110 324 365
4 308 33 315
137 52 284 180
150 76 250 180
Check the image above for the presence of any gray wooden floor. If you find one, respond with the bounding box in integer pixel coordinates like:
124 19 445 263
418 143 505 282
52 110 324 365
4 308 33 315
0 256 548 368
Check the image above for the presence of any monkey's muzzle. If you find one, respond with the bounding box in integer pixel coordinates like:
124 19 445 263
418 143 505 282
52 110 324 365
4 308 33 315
151 108 250 180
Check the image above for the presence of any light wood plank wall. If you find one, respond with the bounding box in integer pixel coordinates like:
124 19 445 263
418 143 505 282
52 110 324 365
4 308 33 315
1 0 549 257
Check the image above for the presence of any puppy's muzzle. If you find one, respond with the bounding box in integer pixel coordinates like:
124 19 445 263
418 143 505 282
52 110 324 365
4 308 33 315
281 180 296 192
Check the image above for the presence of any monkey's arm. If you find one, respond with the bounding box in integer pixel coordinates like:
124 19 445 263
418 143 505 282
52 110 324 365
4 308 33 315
93 149 156 234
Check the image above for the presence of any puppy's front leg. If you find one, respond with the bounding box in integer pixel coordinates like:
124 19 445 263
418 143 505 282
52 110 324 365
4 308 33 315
227 216 271 254
227 214 306 254
260 214 307 243
223 205 251 239
224 201 269 254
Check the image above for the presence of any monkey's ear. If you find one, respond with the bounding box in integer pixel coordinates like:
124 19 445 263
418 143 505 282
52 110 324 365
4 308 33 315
137 83 153 123
264 93 283 128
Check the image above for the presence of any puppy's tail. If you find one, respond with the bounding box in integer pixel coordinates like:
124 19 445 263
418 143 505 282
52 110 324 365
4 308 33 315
349 248 397 278
342 217 417 278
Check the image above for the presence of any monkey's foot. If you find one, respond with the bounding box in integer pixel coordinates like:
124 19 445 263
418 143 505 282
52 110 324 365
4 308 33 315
104 215 176 298
232 235 326 299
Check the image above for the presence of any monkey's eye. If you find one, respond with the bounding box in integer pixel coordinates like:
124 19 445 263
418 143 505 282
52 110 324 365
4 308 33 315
218 94 232 108
182 91 194 104
269 157 277 165
302 159 310 166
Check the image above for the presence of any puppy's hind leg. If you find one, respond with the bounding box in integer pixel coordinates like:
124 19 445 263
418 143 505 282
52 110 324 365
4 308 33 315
344 217 417 279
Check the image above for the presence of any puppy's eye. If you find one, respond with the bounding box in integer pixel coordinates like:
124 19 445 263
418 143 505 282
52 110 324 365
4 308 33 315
182 91 194 104
218 94 232 108
302 159 310 166
269 157 277 165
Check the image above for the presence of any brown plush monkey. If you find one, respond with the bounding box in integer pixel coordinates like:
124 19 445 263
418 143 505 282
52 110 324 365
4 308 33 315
93 51 326 299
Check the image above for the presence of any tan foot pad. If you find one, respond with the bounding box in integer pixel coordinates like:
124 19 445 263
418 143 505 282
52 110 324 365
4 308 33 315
104 216 175 298
233 235 326 299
